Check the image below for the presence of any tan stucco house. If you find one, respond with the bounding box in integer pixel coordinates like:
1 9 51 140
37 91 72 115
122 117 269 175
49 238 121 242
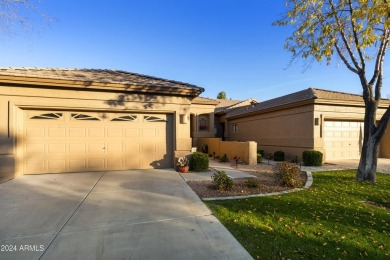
0 68 204 181
193 88 390 162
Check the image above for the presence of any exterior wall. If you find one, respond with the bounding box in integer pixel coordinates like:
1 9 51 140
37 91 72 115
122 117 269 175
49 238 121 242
0 84 194 181
196 138 257 165
226 105 315 161
189 103 216 147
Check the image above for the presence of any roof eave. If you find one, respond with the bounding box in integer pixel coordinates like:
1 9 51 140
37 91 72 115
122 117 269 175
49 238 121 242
226 99 315 120
0 75 204 97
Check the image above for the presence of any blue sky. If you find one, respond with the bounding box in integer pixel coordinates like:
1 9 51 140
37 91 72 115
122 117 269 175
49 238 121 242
1 0 389 101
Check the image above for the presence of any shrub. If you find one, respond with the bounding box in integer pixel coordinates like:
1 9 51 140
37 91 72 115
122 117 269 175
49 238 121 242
191 152 209 172
274 151 285 161
219 154 229 162
257 150 264 156
245 178 259 188
211 171 233 190
273 162 302 188
302 150 323 166
257 153 262 163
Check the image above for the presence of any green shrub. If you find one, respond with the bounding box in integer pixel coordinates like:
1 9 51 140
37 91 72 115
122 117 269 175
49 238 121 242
245 178 259 188
273 162 302 188
191 152 209 172
211 171 233 190
219 154 229 162
257 150 264 156
257 153 262 163
274 151 285 161
302 150 323 166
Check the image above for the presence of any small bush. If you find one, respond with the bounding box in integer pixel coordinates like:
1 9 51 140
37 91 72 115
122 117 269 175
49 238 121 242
257 153 262 163
191 152 209 172
302 150 323 166
245 178 259 188
257 150 264 156
274 151 285 161
211 171 233 190
273 162 302 188
219 154 229 162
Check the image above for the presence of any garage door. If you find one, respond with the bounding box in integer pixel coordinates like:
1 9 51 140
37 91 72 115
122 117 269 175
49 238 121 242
324 121 363 160
22 111 173 174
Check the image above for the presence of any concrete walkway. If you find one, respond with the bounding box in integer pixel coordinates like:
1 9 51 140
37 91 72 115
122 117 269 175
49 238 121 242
180 160 255 182
263 158 390 173
0 169 252 260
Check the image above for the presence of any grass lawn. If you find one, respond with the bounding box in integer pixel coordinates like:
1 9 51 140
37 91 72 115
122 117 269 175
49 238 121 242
205 170 390 259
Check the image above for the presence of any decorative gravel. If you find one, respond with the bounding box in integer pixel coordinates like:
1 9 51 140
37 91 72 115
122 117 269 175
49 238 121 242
187 161 307 199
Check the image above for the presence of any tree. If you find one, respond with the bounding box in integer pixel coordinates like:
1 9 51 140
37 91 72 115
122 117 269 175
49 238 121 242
0 0 51 38
274 0 390 183
217 91 227 99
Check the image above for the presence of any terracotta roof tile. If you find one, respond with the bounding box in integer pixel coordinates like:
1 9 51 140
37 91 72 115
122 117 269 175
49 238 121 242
0 67 204 92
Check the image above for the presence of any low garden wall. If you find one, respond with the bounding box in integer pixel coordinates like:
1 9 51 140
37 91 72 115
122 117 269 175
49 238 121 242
196 138 257 165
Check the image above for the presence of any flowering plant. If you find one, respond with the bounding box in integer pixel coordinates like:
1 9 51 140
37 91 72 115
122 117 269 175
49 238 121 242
176 156 189 167
233 155 240 168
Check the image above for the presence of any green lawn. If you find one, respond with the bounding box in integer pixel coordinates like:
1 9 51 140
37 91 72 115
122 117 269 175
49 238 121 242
205 170 390 259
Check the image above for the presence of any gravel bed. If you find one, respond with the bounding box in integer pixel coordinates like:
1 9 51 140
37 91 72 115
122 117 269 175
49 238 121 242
187 160 307 199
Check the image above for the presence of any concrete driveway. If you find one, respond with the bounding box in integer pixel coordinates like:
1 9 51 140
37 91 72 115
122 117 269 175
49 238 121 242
0 169 252 260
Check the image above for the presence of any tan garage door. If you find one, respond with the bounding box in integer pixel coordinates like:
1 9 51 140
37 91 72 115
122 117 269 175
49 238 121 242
22 111 173 174
324 121 363 160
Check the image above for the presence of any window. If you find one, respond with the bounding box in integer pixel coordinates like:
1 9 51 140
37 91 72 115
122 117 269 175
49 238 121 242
111 115 137 121
198 115 209 131
71 113 100 121
232 124 238 133
144 116 166 122
30 113 63 120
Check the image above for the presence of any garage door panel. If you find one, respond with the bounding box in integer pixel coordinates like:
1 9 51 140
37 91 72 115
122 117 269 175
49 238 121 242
26 143 45 154
69 143 86 153
26 127 45 138
87 143 105 153
69 128 86 137
87 159 105 169
48 144 66 153
88 128 105 138
69 159 87 171
107 128 123 137
23 111 173 174
48 128 66 138
125 158 141 168
125 129 140 137
26 160 45 174
107 143 124 153
48 160 66 172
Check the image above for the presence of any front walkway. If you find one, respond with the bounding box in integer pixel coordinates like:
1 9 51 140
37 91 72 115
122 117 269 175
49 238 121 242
180 160 255 181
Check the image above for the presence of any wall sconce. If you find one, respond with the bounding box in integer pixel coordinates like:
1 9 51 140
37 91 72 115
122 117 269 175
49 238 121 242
314 118 320 125
180 114 188 124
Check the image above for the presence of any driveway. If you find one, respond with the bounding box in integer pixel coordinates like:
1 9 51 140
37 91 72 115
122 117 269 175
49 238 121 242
0 169 252 260
325 158 390 173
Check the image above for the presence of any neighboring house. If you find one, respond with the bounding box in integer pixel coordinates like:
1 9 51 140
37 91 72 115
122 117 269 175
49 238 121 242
190 97 256 146
0 68 203 181
193 88 390 161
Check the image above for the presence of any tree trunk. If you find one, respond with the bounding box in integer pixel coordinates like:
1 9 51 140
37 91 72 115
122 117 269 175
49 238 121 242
357 134 379 183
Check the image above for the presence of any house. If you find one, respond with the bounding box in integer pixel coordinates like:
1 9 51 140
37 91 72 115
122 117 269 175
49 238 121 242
193 88 390 161
0 68 203 181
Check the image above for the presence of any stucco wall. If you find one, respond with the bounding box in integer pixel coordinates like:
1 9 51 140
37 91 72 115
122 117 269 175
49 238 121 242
0 84 194 181
197 137 257 165
226 105 314 161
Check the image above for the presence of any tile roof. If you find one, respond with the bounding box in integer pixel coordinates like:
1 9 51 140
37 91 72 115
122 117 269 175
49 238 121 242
192 96 220 104
0 67 204 92
226 88 379 118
